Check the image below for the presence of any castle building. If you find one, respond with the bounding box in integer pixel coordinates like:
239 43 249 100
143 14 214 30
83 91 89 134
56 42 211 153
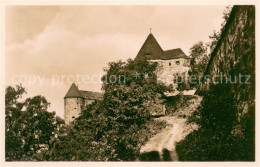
135 33 190 88
64 83 103 124
64 33 190 123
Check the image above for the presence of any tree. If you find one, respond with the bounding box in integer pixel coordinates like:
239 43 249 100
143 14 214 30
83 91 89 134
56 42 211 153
176 6 254 160
221 5 232 29
47 58 171 161
173 73 190 91
99 59 170 160
188 6 232 89
207 6 232 53
176 83 254 161
5 85 26 160
189 41 209 88
208 30 221 53
5 85 64 161
101 58 170 123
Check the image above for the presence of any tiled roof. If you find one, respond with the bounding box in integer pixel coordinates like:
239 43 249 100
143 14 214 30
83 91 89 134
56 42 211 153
64 83 84 98
135 33 163 61
79 90 103 100
135 33 188 61
64 83 103 100
162 48 188 60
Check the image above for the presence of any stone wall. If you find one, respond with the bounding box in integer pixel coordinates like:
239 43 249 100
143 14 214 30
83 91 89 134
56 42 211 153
150 58 190 87
64 97 84 124
197 5 255 117
85 99 95 107
165 95 199 115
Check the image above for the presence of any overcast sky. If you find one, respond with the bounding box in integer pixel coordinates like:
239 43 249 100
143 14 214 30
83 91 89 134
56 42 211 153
6 5 226 117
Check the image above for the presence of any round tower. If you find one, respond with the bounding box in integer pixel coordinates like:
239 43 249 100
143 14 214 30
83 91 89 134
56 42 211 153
64 83 85 124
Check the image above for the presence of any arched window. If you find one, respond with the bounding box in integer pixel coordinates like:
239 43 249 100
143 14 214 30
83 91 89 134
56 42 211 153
169 62 171 66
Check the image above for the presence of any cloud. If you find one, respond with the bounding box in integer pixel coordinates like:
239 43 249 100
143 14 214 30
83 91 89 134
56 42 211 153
5 6 59 44
5 5 226 117
6 24 143 78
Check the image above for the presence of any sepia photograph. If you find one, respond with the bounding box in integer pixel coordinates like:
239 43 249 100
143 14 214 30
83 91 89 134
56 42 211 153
1 1 257 166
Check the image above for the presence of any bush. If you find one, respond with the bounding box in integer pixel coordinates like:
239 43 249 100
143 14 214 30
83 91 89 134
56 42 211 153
176 83 254 161
5 85 64 161
47 103 166 161
47 58 170 161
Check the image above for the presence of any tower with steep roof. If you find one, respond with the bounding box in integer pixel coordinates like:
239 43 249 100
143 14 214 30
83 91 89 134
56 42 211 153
64 83 85 124
135 33 191 87
64 83 103 124
135 33 164 61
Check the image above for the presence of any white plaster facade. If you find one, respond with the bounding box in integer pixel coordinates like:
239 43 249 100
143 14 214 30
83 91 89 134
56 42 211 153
150 58 190 87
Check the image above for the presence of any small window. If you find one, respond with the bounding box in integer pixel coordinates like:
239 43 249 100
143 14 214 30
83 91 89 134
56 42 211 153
72 116 75 119
169 62 171 66
74 108 76 109
176 61 180 65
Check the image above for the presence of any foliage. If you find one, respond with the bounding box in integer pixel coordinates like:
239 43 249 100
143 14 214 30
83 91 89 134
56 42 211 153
173 73 190 91
177 5 254 161
47 102 166 161
208 6 232 53
47 58 170 161
188 41 209 89
176 83 254 161
188 6 232 89
5 85 64 161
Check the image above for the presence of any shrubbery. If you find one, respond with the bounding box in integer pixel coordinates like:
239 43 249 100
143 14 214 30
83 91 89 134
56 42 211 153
176 83 254 161
5 58 168 161
45 102 166 161
5 85 64 161
44 59 169 161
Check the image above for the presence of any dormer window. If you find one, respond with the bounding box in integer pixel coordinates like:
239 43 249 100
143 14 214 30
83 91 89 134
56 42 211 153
176 61 180 65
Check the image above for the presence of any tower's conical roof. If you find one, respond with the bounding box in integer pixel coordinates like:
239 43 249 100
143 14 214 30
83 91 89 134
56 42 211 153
135 33 163 61
64 83 84 98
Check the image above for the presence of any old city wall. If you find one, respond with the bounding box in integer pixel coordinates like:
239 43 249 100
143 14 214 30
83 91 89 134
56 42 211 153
197 5 255 117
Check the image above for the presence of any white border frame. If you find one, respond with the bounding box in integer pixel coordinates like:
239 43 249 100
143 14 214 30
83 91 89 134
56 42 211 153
0 1 259 167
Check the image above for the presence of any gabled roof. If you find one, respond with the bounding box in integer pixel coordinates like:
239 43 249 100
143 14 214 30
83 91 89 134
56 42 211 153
135 33 188 61
64 83 84 98
162 48 188 60
80 90 103 100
